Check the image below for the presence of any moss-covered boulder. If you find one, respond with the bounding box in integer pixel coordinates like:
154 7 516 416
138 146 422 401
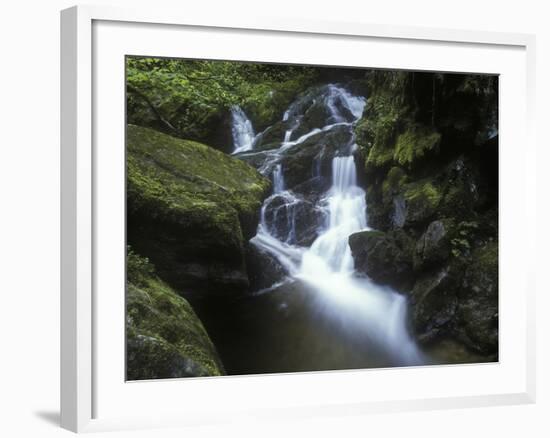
126 250 224 380
455 242 498 355
127 124 271 298
348 229 415 292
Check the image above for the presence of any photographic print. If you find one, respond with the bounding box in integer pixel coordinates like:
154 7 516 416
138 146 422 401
125 57 498 380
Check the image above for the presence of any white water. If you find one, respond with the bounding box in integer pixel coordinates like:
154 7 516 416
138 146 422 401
300 156 368 274
231 106 256 153
297 156 421 364
325 84 367 123
248 85 422 366
272 164 285 193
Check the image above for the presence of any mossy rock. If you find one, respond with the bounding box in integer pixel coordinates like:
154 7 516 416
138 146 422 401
126 250 224 380
402 178 443 226
455 242 498 354
127 125 271 297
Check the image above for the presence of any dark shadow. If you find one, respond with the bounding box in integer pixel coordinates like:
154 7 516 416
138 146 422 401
34 410 60 427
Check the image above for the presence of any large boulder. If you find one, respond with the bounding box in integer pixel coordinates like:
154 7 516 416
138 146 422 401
261 193 325 246
126 250 224 380
126 125 271 299
348 229 415 292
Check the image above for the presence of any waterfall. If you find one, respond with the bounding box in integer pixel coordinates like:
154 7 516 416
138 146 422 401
300 156 367 274
272 164 285 193
231 106 255 153
247 84 422 367
297 154 421 364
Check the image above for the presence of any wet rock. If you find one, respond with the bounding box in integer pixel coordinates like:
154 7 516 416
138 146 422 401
291 176 332 203
414 220 451 270
245 243 288 292
348 229 415 292
253 121 289 151
262 193 325 246
280 124 355 189
286 84 361 140
392 195 407 228
410 267 459 344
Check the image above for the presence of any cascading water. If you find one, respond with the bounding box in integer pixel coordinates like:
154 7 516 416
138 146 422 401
297 155 421 364
243 84 422 368
231 106 256 153
272 164 285 194
300 155 367 274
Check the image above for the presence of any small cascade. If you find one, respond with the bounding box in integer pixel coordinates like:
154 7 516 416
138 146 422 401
231 106 255 153
272 164 285 193
283 130 293 143
300 156 368 274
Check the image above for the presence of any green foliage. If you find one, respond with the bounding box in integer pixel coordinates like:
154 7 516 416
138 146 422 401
127 57 319 144
404 180 442 206
356 71 415 171
394 126 441 167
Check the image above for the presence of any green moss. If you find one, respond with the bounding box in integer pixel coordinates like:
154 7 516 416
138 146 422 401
403 179 443 224
127 246 155 287
357 71 411 173
127 124 271 242
243 77 315 131
394 126 441 167
127 251 224 379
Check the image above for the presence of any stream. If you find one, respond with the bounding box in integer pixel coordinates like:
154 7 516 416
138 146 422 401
204 84 427 374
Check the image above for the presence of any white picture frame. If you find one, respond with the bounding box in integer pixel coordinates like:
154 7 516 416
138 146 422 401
60 4 537 433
